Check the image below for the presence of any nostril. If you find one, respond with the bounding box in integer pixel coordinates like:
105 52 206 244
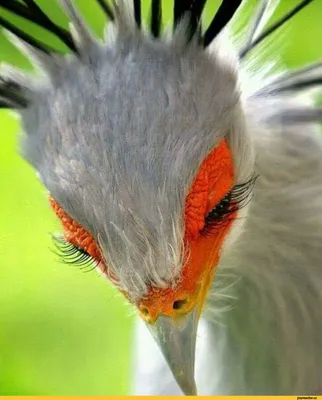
173 298 189 310
141 307 149 316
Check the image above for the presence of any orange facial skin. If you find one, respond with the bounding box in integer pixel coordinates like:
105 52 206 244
50 139 235 323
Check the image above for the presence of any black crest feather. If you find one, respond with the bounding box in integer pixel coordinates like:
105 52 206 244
150 0 162 37
0 100 12 108
0 13 55 54
95 0 115 21
0 0 317 111
172 1 243 46
0 0 77 52
173 0 193 27
0 0 115 54
203 0 242 47
0 77 29 108
173 0 206 41
133 0 141 28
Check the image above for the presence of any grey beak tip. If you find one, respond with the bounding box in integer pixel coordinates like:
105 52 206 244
146 309 199 396
182 381 198 396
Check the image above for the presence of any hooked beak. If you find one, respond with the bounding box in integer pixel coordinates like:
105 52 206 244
146 308 199 395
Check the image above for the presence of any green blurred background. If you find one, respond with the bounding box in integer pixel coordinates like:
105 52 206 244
0 0 321 395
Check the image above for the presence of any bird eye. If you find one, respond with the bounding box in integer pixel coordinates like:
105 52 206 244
50 197 103 270
52 235 98 271
202 192 234 236
205 192 233 225
201 175 257 235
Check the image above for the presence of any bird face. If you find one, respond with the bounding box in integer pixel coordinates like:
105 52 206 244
50 139 236 318
50 135 248 394
50 139 235 316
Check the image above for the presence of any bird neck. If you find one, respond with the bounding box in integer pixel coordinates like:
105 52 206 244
198 126 322 394
202 264 322 394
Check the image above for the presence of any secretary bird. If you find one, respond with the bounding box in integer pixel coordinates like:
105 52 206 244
1 0 322 395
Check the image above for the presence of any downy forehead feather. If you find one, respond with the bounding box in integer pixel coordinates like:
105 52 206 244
17 13 240 299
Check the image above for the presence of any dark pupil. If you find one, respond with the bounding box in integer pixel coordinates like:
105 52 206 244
205 192 232 224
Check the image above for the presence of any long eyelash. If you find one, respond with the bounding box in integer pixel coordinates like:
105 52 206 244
201 175 258 236
51 234 97 272
230 174 258 210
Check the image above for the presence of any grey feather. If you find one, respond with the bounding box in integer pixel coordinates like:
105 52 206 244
266 106 322 124
258 62 322 95
263 60 322 89
58 0 95 50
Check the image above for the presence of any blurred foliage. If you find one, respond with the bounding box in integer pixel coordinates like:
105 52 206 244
0 0 321 395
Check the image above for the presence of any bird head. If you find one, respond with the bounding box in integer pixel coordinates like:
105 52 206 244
0 0 257 395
